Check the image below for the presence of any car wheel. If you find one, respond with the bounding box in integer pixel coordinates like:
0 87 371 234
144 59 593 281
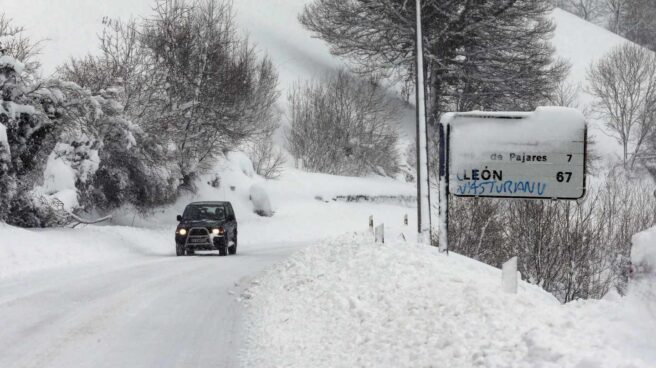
186 249 195 256
228 233 237 255
176 244 184 256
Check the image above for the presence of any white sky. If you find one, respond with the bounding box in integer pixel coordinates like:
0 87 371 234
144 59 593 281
0 0 342 88
1 0 154 76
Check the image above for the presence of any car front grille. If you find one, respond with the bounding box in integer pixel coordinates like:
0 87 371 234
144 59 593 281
189 228 210 236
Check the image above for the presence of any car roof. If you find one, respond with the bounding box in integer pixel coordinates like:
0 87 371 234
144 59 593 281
188 201 231 206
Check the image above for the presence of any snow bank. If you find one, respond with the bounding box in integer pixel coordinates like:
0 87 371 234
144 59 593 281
242 234 655 368
0 222 171 280
632 226 656 278
249 183 274 217
560 226 656 366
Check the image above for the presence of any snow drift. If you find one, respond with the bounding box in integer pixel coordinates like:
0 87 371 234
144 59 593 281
0 222 171 279
632 226 656 279
241 233 656 368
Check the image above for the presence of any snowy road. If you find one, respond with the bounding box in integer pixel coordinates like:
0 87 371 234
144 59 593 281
0 242 302 368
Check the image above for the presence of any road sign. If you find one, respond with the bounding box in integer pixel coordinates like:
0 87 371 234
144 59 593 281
444 107 586 200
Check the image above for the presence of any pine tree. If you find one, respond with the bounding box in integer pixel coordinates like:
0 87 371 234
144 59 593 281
300 0 568 124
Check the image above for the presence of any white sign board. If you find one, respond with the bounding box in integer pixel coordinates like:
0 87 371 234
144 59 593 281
444 107 586 200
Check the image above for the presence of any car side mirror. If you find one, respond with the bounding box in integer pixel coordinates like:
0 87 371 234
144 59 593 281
228 215 235 221
177 215 183 222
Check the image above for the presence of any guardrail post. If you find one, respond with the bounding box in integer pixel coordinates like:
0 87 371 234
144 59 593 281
375 223 385 243
502 256 518 294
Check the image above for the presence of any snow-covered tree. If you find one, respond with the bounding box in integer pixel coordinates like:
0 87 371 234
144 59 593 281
287 71 400 177
587 43 656 169
300 0 568 124
140 0 279 187
61 1 280 191
0 46 58 226
84 87 178 211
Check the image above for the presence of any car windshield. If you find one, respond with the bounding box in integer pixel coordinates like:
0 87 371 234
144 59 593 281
182 205 226 221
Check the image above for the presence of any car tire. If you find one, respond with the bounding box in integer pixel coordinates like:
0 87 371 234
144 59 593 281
186 249 195 256
218 246 228 256
176 244 184 257
228 233 237 255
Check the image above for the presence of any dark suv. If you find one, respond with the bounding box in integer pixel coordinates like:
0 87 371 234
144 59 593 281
175 201 238 256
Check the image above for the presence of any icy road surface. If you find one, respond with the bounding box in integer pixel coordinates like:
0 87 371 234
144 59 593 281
0 242 302 368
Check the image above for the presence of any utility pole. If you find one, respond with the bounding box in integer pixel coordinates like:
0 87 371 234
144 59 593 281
415 0 432 245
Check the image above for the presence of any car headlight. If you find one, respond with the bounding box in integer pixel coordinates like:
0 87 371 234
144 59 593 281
178 228 187 236
212 228 220 235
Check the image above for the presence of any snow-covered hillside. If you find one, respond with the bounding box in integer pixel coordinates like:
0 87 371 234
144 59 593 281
0 153 417 279
241 232 656 367
550 8 635 163
232 0 343 96
551 9 628 91
2 3 634 160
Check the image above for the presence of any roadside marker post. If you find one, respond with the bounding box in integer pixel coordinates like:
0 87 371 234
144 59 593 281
502 257 519 294
375 224 385 244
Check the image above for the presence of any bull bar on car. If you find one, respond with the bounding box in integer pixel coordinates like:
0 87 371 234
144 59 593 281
184 227 224 248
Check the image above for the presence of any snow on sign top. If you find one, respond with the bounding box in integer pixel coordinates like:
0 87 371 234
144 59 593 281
443 107 586 200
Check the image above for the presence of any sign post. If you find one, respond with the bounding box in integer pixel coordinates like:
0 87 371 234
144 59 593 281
438 123 449 253
415 0 432 245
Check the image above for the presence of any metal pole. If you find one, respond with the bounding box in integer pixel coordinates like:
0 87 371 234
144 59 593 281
415 0 432 244
438 123 449 253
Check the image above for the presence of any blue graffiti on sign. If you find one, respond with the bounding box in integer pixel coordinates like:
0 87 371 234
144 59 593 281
455 180 547 196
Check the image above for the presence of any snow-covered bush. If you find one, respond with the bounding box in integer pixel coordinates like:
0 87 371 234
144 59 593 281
0 120 14 220
0 49 59 226
246 136 286 179
139 0 279 187
632 227 656 280
249 183 274 217
0 47 176 226
630 226 656 315
443 170 656 302
59 1 279 190
0 7 282 226
287 70 400 177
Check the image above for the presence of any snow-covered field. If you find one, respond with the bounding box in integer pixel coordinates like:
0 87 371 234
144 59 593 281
241 231 656 368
